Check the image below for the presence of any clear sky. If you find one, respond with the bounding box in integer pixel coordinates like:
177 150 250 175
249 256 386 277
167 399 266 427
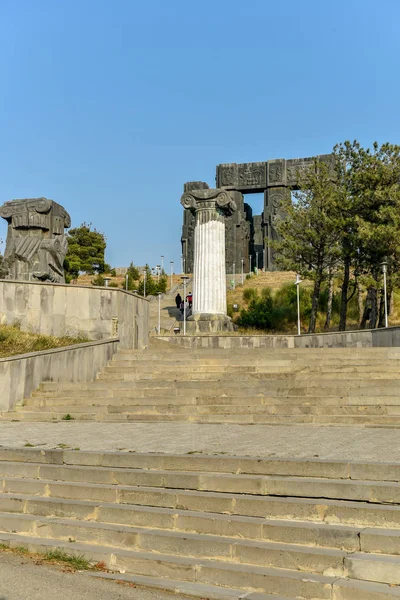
0 0 399 270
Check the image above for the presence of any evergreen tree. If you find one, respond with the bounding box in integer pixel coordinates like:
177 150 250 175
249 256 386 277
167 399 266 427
272 159 342 333
64 222 109 281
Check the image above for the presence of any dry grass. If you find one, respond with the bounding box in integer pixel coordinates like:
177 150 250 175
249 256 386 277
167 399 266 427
73 272 182 291
0 324 88 358
227 271 308 310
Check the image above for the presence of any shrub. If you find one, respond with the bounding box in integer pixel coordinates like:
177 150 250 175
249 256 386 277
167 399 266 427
243 288 258 302
91 274 105 286
237 288 274 330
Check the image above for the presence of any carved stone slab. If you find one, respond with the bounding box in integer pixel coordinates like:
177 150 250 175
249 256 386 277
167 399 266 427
0 197 71 283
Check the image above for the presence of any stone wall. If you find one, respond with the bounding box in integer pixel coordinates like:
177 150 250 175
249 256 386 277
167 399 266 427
0 339 119 412
157 326 400 349
0 280 149 349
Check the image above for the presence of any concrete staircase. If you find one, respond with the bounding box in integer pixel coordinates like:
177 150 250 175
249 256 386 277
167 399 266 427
4 339 400 426
148 281 190 335
0 448 400 598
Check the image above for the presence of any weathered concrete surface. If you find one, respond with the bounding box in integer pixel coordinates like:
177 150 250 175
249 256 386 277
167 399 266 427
158 326 400 349
0 551 196 600
1 422 400 461
0 280 149 349
0 339 119 413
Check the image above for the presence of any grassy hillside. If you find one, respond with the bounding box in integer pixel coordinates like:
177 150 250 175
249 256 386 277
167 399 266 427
0 325 88 358
227 271 400 334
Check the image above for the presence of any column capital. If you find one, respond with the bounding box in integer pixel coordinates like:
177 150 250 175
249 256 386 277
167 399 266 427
181 188 237 216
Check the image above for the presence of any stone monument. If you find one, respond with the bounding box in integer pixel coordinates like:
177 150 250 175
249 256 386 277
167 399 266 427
181 153 334 272
181 187 236 332
0 197 71 283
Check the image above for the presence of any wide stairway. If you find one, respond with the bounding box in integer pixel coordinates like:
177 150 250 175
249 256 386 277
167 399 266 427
1 448 400 598
4 339 400 425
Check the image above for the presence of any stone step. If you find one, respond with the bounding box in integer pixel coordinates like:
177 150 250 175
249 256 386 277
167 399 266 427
4 465 400 503
0 511 351 575
2 492 400 552
1 530 400 597
97 369 400 382
37 379 400 394
19 402 400 417
24 395 400 408
0 449 392 480
4 478 400 521
88 570 400 600
6 411 400 425
87 572 293 600
119 346 400 356
0 531 338 598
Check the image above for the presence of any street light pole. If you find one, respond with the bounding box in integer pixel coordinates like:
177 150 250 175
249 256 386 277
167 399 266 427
170 261 174 290
181 255 184 274
125 273 128 291
249 256 252 275
241 258 244 285
181 276 189 336
233 263 235 290
157 292 162 335
295 274 302 336
161 255 164 273
382 261 389 328
156 265 160 282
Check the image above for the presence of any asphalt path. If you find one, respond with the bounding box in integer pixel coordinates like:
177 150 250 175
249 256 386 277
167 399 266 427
0 552 193 600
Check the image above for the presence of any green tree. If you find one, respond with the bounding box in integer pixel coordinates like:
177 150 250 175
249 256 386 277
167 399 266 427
124 262 141 291
64 223 109 281
272 159 342 333
352 143 400 328
333 141 400 329
137 265 167 296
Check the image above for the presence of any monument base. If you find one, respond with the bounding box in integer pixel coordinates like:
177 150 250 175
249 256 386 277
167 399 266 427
185 313 235 334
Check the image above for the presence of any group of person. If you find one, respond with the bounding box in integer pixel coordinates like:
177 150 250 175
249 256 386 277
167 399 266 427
175 292 192 316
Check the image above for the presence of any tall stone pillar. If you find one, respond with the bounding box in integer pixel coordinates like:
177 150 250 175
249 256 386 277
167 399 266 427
181 188 236 332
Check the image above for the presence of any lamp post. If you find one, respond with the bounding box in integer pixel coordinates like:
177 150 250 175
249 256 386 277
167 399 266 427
295 274 302 336
241 258 244 285
125 273 128 291
170 261 174 290
161 255 164 273
143 269 147 298
181 255 184 274
157 292 162 335
181 276 189 336
381 261 389 328
249 256 252 275
156 265 160 282
233 263 235 290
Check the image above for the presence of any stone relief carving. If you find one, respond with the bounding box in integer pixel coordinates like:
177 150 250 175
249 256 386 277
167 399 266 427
238 163 266 187
0 198 71 283
268 163 283 184
218 166 237 187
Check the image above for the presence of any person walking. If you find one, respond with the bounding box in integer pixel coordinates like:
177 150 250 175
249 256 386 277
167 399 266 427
175 293 182 309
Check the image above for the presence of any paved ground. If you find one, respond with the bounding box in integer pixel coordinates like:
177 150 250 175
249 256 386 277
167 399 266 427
0 551 194 600
1 422 400 461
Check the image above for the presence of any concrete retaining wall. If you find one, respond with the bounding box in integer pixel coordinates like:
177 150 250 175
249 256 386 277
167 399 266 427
0 339 119 412
158 326 400 349
0 280 149 349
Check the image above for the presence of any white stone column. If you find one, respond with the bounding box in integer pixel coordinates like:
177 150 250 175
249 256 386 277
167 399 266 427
181 189 236 326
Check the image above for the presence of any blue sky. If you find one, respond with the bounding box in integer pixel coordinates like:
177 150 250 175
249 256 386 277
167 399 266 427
0 0 399 270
